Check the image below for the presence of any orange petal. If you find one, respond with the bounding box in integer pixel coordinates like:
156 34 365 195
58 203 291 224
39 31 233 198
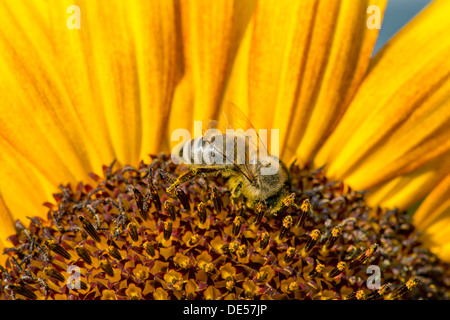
0 137 58 251
169 0 254 149
290 0 387 163
126 0 182 160
0 1 95 180
234 0 386 163
0 193 15 265
42 0 117 172
413 172 450 262
0 0 182 237
180 0 240 122
76 0 141 165
364 150 450 210
414 173 450 231
316 0 450 193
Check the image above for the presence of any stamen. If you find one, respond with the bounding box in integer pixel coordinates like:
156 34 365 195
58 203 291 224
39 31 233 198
390 277 419 299
346 290 366 300
348 244 378 270
164 221 173 240
233 216 245 236
325 226 342 250
254 201 266 226
366 283 392 300
259 232 270 250
8 284 37 300
107 246 122 261
279 215 293 240
328 261 346 278
79 216 101 243
127 222 139 242
308 263 325 278
143 241 156 257
45 240 71 260
52 211 65 234
287 281 299 293
165 200 176 221
44 267 66 283
226 279 235 291
100 261 115 277
211 186 223 214
296 199 311 228
175 187 191 211
228 241 240 253
188 234 200 246
133 187 149 221
276 193 295 217
220 243 230 253
237 244 248 258
147 169 161 212
73 280 88 291
303 229 321 253
75 245 92 265
283 247 296 263
197 202 207 224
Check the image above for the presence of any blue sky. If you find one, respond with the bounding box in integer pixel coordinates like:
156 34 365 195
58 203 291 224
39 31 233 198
374 0 433 54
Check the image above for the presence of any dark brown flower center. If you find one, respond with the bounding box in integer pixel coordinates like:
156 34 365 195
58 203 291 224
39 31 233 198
0 154 449 300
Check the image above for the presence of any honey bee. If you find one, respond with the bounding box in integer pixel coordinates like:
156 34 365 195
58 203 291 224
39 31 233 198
168 104 291 215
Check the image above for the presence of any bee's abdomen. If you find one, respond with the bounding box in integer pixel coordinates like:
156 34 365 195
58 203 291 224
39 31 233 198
178 136 225 165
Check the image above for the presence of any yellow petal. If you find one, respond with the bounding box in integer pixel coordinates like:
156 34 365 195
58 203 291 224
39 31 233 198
291 0 387 163
78 0 141 165
246 0 317 134
183 0 238 120
231 0 385 162
414 172 450 263
341 92 450 193
414 173 450 232
0 193 14 265
316 0 450 191
364 150 450 210
0 1 94 179
169 0 254 148
127 0 182 160
41 0 117 172
0 138 57 222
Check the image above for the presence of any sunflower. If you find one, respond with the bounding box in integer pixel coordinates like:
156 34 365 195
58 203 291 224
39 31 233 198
0 0 449 300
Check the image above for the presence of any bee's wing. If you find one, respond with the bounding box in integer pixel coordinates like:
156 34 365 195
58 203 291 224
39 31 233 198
222 102 270 185
201 117 256 184
222 102 269 162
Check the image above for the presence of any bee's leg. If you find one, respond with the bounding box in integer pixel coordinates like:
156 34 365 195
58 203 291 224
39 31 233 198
166 169 197 193
166 167 222 193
